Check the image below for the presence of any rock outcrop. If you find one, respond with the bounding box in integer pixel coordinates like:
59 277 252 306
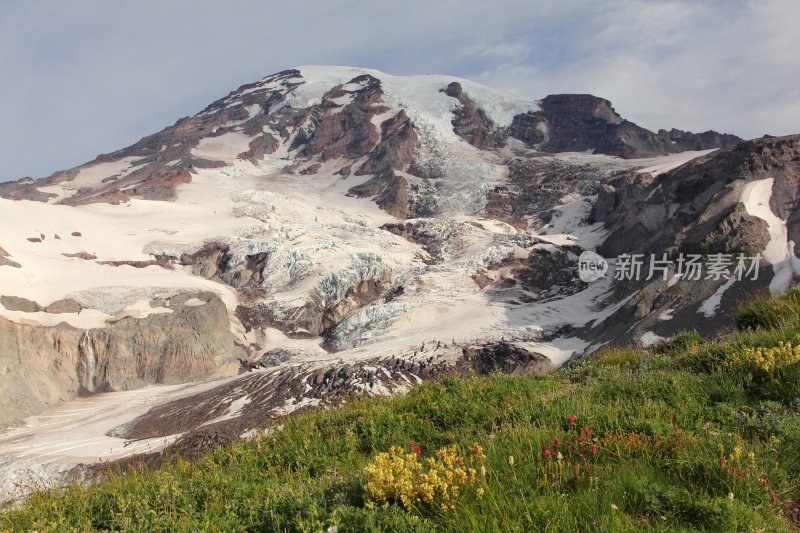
442 82 507 149
509 94 741 158
0 292 237 430
0 247 21 269
597 135 800 257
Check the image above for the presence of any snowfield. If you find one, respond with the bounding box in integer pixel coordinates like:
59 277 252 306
0 65 786 502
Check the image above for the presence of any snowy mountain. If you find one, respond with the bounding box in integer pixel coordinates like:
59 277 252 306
0 65 796 500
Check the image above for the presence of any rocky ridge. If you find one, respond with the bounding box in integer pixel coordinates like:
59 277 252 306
0 66 796 497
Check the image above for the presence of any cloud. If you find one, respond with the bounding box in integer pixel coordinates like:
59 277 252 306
0 0 798 180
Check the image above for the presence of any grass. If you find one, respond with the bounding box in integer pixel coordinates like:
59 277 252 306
3 290 800 531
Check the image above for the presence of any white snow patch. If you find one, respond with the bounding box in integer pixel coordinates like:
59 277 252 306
658 309 674 321
740 178 799 293
191 132 255 161
641 331 665 347
636 149 717 176
698 277 737 317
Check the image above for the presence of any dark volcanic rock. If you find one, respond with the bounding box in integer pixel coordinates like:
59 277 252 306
598 134 800 258
303 75 385 161
106 340 551 442
442 82 507 149
509 94 741 158
0 295 42 313
0 247 21 268
349 110 420 218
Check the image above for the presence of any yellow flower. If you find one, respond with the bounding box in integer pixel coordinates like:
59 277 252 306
363 442 486 512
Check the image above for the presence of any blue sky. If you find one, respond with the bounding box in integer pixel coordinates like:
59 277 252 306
1 0 799 181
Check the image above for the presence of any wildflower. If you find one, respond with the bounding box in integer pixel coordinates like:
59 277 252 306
567 415 576 426
747 451 757 469
327 527 339 533
591 443 598 455
611 503 619 511
556 451 564 461
408 440 422 456
728 492 735 500
476 487 485 499
551 438 559 449
508 455 515 468
731 444 743 462
480 465 486 479
543 449 552 459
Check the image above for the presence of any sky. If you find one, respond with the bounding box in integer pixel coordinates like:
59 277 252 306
1 0 799 181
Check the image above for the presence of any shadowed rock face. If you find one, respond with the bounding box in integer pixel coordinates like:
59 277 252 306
0 66 792 459
442 82 507 149
508 94 741 158
0 293 237 430
348 109 420 218
597 135 800 258
106 340 551 442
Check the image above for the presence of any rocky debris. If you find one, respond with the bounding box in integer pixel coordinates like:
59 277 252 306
0 296 42 313
71 232 82 237
658 128 742 152
459 342 553 375
122 168 192 202
44 299 82 314
442 82 507 149
97 257 173 269
753 135 800 244
106 340 551 442
486 156 606 230
508 94 741 158
598 135 800 258
348 110 420 218
237 133 279 164
236 273 391 339
0 292 238 430
381 219 473 263
475 245 586 302
62 251 97 260
700 203 770 255
0 247 20 269
302 75 386 161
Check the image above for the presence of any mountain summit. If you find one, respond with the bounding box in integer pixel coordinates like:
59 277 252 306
0 66 796 499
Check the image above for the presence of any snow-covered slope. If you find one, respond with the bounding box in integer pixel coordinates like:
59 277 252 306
0 65 794 500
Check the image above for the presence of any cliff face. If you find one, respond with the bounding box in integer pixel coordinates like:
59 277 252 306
597 134 800 257
0 293 237 430
508 94 741 158
0 65 788 444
